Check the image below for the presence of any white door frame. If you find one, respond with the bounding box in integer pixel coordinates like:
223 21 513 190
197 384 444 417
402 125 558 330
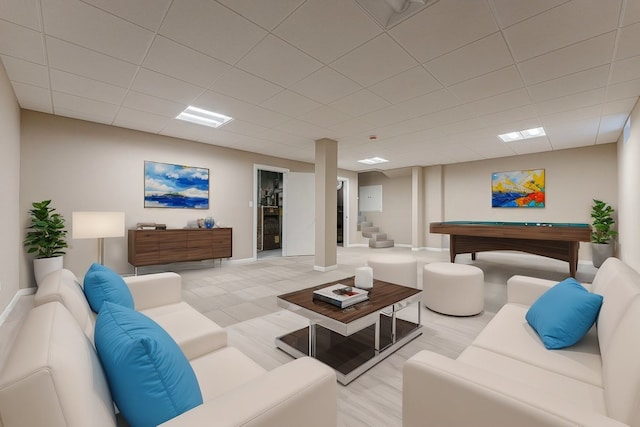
253 164 289 260
338 176 349 247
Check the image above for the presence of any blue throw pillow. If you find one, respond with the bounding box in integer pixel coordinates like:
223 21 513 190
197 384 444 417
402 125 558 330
83 263 134 312
95 302 202 427
526 278 603 350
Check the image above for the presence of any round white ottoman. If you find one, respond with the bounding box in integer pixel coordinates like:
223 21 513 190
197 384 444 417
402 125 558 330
367 254 418 288
423 263 484 316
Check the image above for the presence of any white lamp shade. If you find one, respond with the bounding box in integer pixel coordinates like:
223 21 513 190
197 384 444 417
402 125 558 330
72 212 125 239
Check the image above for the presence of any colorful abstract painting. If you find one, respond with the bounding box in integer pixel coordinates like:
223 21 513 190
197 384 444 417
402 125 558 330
491 169 545 208
144 161 209 209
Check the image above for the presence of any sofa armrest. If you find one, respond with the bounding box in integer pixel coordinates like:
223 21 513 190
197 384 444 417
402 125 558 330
161 357 337 427
124 272 182 310
507 275 559 306
403 350 626 427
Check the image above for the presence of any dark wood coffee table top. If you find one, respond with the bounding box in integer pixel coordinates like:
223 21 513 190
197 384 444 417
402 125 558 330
277 276 421 324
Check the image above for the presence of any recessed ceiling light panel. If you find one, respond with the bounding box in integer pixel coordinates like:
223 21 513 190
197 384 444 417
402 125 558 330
358 157 389 165
498 127 545 142
176 106 233 128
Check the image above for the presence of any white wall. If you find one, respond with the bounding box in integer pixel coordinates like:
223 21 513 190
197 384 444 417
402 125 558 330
0 60 21 312
618 99 640 271
19 111 320 285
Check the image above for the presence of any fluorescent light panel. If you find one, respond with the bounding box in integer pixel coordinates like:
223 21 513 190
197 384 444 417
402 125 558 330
176 106 233 128
498 127 545 142
358 157 389 165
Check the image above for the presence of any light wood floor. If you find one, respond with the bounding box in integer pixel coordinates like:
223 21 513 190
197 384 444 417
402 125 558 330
0 246 598 427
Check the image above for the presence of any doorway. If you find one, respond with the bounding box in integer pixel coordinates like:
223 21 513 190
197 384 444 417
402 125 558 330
338 177 349 247
256 169 284 259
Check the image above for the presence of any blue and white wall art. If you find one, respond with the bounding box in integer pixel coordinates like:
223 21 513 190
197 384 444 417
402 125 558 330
144 161 209 209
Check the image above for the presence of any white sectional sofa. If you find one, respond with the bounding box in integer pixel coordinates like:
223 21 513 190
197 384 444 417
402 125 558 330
403 257 640 427
0 269 337 427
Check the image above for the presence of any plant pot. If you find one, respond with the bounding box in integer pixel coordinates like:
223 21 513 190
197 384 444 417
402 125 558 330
591 243 614 268
33 256 64 286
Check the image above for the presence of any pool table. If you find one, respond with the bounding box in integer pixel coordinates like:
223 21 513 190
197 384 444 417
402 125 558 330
429 221 591 277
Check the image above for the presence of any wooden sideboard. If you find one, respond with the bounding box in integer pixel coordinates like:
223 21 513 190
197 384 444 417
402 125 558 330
128 228 232 269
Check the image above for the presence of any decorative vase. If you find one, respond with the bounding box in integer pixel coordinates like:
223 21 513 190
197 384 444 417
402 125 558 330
204 217 214 229
355 266 373 289
33 256 64 286
591 243 614 268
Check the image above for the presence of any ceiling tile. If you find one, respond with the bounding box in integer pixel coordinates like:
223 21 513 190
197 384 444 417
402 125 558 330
602 97 637 116
131 68 204 104
518 32 616 85
80 0 172 31
113 107 169 134
464 88 531 116
0 0 41 30
448 66 524 102
50 69 126 105
0 20 45 64
622 0 640 26
237 35 322 88
52 91 119 122
329 34 418 87
274 0 382 64
41 0 154 64
290 67 361 104
217 0 305 31
159 0 266 64
329 89 390 117
610 55 640 84
541 105 601 127
389 0 498 63
195 90 290 128
503 0 621 62
210 68 283 104
298 105 349 128
368 66 442 104
143 36 230 89
508 137 553 155
11 81 52 112
546 116 599 149
327 117 375 138
615 22 640 60
536 88 605 115
605 78 640 102
424 32 514 86
261 89 321 117
479 105 538 127
276 119 332 140
46 37 137 87
490 0 569 29
527 65 609 102
0 55 49 88
122 91 186 118
159 119 211 141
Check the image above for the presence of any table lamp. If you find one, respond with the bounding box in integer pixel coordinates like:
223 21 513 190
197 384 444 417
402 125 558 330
72 212 125 264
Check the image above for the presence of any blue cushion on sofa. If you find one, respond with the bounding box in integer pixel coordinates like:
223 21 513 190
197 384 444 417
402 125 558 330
95 302 202 427
83 263 134 312
526 278 603 350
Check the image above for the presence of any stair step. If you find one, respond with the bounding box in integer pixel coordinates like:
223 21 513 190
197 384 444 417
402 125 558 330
361 227 379 237
369 239 395 248
360 221 373 228
370 232 387 241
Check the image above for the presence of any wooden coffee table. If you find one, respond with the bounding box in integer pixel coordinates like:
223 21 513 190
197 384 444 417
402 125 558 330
275 277 422 385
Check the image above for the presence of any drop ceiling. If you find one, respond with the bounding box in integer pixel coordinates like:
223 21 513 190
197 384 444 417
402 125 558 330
1 0 639 171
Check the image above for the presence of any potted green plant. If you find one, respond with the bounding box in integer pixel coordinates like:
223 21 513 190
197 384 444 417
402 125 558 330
590 199 617 268
23 199 68 285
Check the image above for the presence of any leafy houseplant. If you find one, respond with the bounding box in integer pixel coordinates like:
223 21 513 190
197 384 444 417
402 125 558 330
590 199 617 268
24 200 68 284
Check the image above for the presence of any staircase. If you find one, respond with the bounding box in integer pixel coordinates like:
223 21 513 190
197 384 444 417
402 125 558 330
359 219 394 248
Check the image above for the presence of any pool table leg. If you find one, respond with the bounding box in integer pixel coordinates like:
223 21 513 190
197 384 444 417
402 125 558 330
569 241 579 278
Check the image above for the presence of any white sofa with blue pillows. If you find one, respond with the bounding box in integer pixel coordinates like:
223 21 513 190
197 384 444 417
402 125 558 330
403 257 640 427
0 266 337 427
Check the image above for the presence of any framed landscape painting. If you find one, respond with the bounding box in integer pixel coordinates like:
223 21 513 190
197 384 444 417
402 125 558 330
144 161 209 209
491 169 545 208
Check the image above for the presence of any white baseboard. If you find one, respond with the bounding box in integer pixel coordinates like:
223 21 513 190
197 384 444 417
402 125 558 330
0 288 36 327
314 264 338 272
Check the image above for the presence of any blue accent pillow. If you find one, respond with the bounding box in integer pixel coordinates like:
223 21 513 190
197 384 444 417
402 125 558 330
95 302 203 427
526 278 603 350
83 263 134 312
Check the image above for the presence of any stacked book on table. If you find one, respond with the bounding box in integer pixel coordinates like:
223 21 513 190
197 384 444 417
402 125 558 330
313 284 369 308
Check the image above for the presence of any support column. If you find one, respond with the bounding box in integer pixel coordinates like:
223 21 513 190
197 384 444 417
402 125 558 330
314 138 338 271
411 166 424 250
